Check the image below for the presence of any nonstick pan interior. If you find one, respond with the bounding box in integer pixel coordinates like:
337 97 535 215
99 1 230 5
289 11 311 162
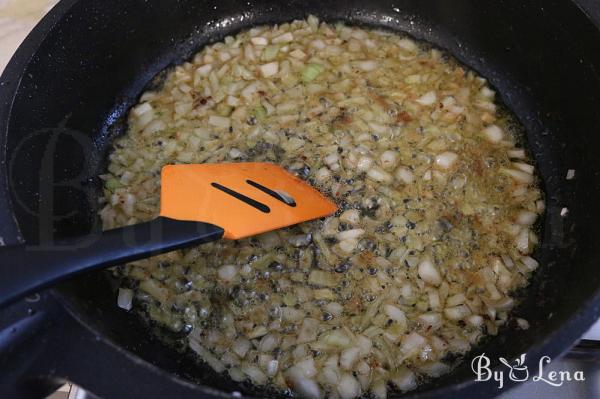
2 0 600 397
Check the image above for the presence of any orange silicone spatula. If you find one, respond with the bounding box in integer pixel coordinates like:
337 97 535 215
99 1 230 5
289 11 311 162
160 162 337 239
0 162 337 306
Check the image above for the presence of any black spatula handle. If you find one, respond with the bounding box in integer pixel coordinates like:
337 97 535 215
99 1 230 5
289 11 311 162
0 217 224 307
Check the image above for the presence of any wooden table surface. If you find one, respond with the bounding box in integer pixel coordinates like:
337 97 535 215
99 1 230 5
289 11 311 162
0 0 58 73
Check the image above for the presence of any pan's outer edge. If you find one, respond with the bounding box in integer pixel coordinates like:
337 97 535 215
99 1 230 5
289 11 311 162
0 0 80 247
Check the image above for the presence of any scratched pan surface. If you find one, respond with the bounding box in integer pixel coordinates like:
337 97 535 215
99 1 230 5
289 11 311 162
1 0 600 398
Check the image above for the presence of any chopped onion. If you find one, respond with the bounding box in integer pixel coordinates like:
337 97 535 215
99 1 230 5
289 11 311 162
516 211 537 226
384 304 407 324
508 149 526 159
416 91 437 106
372 381 387 399
428 290 441 310
418 313 442 330
293 345 308 360
228 148 243 159
379 150 399 170
367 167 393 183
248 325 269 339
286 368 322 399
520 256 539 271
435 152 458 170
143 119 166 135
273 32 294 43
395 167 414 184
262 45 279 61
502 168 534 184
400 332 426 356
482 125 504 143
259 334 281 352
260 62 279 77
566 169 576 180
500 255 514 270
398 38 418 52
405 74 421 84
233 338 251 358
480 86 495 98
324 153 340 165
251 36 268 45
267 359 279 376
290 49 306 59
315 167 331 181
339 209 360 225
516 318 530 330
120 171 135 185
445 293 465 307
340 347 360 369
338 239 358 253
321 330 352 348
309 270 339 287
352 60 378 72
516 228 529 252
444 305 471 320
241 82 259 99
117 288 133 311
418 258 442 286
356 156 374 172
289 233 312 247
242 364 268 385
467 315 484 327
297 318 319 343
311 39 326 50
536 200 546 212
337 374 361 399
513 162 534 174
208 115 231 129
302 64 325 82
195 64 212 77
336 229 365 241
282 307 305 322
325 302 344 317
217 265 237 282
356 335 373 356
189 340 226 373
294 357 318 378
132 102 153 117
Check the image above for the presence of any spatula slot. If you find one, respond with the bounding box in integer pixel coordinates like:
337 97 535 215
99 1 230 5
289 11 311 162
246 179 297 207
210 182 270 213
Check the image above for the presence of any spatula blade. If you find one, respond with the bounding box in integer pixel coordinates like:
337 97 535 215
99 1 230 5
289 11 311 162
159 163 338 239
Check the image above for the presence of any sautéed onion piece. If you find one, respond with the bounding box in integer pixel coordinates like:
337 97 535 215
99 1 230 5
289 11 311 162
100 16 543 399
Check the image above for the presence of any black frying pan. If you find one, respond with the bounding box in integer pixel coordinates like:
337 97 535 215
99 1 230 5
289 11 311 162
1 0 600 398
